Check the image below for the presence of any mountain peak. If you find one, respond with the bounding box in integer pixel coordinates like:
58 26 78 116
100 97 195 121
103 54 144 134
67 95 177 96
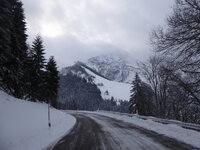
86 54 137 83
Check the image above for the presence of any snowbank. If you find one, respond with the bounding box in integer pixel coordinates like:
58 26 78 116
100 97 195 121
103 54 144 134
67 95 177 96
0 91 76 150
93 111 200 148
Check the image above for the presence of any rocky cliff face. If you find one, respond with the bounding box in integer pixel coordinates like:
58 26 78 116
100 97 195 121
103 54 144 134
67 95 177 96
86 54 137 83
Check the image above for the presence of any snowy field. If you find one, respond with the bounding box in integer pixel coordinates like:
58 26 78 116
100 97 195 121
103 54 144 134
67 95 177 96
0 91 76 150
87 111 200 149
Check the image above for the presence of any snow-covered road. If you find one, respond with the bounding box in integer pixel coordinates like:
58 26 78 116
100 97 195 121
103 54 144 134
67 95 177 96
50 112 196 150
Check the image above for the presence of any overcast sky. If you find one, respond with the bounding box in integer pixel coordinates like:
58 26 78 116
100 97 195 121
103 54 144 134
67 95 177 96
21 0 175 68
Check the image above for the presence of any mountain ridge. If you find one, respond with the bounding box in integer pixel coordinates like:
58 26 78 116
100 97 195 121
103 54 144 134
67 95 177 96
59 58 132 102
58 54 132 111
86 54 138 83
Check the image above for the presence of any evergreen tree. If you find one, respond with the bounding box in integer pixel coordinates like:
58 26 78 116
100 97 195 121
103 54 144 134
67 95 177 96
10 0 27 53
24 45 36 100
0 0 28 98
31 35 45 74
129 73 154 115
0 0 12 92
30 35 46 101
12 0 28 97
129 73 142 114
45 56 59 108
9 0 27 98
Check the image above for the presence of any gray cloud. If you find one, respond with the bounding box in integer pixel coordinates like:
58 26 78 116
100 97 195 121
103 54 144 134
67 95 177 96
21 0 174 68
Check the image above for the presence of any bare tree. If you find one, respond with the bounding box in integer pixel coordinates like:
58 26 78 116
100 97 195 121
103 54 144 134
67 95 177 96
139 55 170 117
151 0 200 104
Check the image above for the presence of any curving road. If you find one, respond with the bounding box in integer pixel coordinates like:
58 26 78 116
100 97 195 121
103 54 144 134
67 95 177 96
50 112 197 150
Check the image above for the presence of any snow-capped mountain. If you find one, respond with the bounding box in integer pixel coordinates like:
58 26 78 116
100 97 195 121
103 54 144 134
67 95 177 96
86 54 138 83
59 61 131 101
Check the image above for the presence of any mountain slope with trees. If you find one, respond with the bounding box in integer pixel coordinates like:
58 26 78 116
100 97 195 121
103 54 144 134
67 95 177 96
58 62 130 112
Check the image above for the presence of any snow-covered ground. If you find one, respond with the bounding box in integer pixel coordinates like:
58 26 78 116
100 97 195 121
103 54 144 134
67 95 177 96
0 91 76 150
83 66 131 101
89 111 200 149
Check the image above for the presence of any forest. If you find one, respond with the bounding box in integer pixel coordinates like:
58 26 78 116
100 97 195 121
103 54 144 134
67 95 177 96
0 0 59 107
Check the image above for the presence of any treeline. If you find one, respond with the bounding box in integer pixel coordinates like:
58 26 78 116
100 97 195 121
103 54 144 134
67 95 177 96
58 66 129 112
100 97 129 113
129 0 200 124
0 0 59 107
58 72 102 110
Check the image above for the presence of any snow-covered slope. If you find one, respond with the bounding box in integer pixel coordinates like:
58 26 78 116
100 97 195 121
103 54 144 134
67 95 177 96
59 54 135 102
0 91 76 150
60 62 131 101
86 54 138 83
82 66 131 101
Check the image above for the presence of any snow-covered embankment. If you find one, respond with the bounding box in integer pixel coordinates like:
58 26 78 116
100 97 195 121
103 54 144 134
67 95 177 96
0 91 76 150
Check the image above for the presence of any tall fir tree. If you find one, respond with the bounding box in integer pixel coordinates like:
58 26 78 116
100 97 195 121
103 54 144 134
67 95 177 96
129 73 141 114
12 0 28 98
129 73 150 115
9 0 27 98
0 0 28 98
24 44 36 100
10 0 27 53
45 56 59 108
0 0 12 92
31 35 46 74
129 73 155 116
29 35 46 101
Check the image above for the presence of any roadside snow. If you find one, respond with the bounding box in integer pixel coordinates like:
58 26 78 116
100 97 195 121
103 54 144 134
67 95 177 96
92 111 200 149
83 66 131 101
0 91 76 150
